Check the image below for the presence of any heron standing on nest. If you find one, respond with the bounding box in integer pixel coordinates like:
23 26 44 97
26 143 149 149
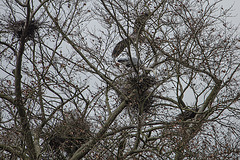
117 57 157 77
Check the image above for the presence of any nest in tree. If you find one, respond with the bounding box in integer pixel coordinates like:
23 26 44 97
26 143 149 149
176 108 199 121
7 18 40 40
118 74 157 113
46 113 91 156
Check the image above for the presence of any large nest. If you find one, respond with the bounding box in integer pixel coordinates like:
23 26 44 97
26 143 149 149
7 18 41 40
118 74 157 113
45 112 91 157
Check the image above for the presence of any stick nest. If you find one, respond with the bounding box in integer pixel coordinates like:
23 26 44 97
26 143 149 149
7 19 41 40
118 74 157 113
45 112 91 156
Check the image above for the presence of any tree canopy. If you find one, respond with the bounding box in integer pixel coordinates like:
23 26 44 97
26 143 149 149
0 0 239 159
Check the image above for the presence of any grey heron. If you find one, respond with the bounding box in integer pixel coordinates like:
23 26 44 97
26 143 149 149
112 12 150 59
117 57 157 77
117 57 142 68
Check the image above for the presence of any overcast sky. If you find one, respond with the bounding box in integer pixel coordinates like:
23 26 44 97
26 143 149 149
221 0 240 25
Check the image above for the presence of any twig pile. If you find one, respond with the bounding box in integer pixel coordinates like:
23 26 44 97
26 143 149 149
119 74 157 113
7 19 40 40
46 113 91 156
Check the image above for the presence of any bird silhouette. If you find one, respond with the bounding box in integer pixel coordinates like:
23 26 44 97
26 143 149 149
112 39 131 59
112 12 150 59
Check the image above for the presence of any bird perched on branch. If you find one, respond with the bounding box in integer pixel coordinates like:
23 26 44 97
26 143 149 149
112 39 131 60
112 12 150 59
176 108 199 121
117 57 157 77
117 57 142 68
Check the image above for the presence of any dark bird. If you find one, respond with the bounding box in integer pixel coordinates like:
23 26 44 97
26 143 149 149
112 38 131 59
176 108 199 121
112 12 150 59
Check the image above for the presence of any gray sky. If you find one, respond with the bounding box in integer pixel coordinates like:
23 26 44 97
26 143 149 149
221 0 240 25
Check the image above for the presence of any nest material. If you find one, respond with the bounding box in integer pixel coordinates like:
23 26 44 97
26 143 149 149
7 19 40 40
46 113 90 156
119 74 157 113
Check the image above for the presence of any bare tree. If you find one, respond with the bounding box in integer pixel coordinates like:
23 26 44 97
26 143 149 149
0 0 239 159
